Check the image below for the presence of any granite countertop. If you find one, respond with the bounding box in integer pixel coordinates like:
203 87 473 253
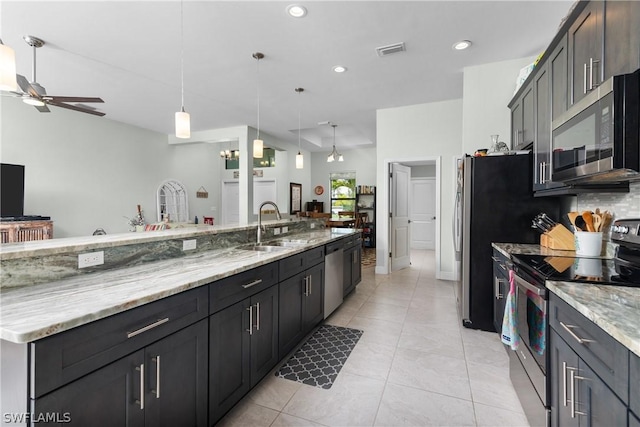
0 228 357 344
492 242 582 258
547 281 640 358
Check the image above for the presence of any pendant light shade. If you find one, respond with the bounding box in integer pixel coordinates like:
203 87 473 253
0 39 17 92
295 87 304 169
175 1 190 139
175 108 190 139
253 52 264 158
327 124 343 162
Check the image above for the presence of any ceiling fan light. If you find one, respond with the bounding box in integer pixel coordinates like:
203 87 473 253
0 42 17 92
22 97 45 107
175 110 191 139
296 152 304 169
253 139 264 158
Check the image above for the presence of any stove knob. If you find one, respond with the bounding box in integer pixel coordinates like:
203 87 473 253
621 226 629 234
612 225 619 233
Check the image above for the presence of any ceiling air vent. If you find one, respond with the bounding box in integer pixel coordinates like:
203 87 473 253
375 42 406 57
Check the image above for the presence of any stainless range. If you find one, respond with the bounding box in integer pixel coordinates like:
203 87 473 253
508 218 640 427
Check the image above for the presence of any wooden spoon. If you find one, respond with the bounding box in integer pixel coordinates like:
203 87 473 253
567 212 580 230
592 214 603 232
582 211 595 232
574 215 586 232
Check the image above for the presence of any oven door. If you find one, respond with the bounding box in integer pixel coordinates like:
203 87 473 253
514 274 547 373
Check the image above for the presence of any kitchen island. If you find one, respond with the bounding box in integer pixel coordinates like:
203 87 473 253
0 221 361 425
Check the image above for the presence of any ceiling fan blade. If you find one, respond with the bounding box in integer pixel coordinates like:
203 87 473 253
34 104 50 113
44 96 104 104
16 74 41 99
49 101 105 117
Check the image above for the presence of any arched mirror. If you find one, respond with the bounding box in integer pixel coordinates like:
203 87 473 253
157 180 189 223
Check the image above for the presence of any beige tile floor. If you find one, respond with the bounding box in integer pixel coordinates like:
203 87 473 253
217 250 530 427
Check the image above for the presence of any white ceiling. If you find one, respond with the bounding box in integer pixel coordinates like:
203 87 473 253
1 1 574 152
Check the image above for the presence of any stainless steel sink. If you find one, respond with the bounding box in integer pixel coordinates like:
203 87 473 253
270 241 308 247
240 244 289 252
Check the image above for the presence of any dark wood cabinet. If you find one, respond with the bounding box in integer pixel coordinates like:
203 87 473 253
278 262 325 359
631 351 640 417
568 1 604 105
343 236 362 297
631 412 640 427
209 285 279 424
551 34 569 121
534 62 551 189
34 320 208 427
604 0 640 78
511 84 534 148
550 328 580 427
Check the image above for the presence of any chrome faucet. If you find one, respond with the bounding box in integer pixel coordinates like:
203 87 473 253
257 201 282 245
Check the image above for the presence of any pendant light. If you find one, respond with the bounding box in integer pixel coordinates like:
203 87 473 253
295 87 304 169
0 38 17 92
252 52 264 158
175 0 190 139
327 124 344 162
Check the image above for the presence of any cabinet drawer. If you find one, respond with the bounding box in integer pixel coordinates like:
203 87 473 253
279 253 306 280
305 246 325 268
210 262 278 314
549 293 629 403
31 286 208 398
631 351 640 416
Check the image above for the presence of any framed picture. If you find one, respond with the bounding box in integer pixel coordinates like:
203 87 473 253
290 183 302 214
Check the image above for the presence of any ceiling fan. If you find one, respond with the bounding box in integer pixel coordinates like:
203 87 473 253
13 35 105 117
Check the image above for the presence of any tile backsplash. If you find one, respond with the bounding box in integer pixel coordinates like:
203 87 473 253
576 181 640 219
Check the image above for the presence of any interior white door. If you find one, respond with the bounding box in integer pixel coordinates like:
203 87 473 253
410 178 436 250
221 181 240 226
390 163 411 271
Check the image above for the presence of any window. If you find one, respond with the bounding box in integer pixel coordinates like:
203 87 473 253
225 147 276 169
330 172 356 218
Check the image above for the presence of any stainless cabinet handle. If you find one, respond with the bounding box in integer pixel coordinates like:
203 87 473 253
255 302 260 331
127 318 169 338
135 363 144 410
559 321 594 345
152 356 161 399
246 306 253 335
308 275 312 295
583 63 588 94
491 256 500 262
494 278 506 299
242 279 263 289
591 59 600 89
589 58 594 91
563 362 577 407
570 369 590 417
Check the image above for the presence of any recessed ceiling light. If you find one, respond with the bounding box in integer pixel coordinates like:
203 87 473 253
286 4 307 18
453 40 472 50
332 65 347 73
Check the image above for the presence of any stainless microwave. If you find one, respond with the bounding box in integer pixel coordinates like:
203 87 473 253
551 68 639 183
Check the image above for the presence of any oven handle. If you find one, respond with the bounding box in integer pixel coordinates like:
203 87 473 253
513 273 545 296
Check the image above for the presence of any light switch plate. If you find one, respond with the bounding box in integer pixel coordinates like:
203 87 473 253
282 226 288 233
273 228 281 235
183 239 197 251
78 251 104 268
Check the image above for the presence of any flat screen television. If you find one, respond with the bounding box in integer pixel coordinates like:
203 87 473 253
1 163 25 218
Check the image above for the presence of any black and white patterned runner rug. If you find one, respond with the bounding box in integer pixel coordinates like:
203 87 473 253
275 324 363 389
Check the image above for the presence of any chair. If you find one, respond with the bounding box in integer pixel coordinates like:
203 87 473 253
355 212 369 229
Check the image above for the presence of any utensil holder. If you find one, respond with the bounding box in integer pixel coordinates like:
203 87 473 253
540 224 575 250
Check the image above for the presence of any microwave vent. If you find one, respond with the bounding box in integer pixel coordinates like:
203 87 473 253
376 42 406 57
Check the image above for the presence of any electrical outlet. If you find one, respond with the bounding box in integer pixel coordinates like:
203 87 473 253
78 251 104 268
282 226 288 233
273 227 281 235
310 223 316 229
183 239 197 251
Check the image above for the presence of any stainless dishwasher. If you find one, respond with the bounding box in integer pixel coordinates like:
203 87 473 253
324 240 344 318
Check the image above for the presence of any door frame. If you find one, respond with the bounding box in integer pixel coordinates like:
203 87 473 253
376 156 441 276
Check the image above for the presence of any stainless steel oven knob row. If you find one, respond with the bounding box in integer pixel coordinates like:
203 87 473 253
612 225 630 234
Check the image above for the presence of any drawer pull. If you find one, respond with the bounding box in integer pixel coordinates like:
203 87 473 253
242 279 263 289
135 363 144 409
559 322 594 345
127 318 169 338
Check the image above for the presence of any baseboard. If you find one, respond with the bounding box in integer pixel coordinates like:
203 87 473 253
437 270 457 281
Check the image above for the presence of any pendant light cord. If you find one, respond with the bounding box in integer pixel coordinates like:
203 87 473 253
297 90 302 150
256 57 260 139
180 0 185 110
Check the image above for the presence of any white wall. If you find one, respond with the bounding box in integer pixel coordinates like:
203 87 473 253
1 97 171 237
309 147 377 212
462 56 536 153
411 164 436 178
376 99 463 277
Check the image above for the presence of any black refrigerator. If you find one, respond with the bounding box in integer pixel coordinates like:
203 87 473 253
454 153 564 332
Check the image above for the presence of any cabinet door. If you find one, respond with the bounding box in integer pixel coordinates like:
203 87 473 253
550 330 580 427
279 272 306 359
576 360 627 426
511 100 523 148
522 85 534 147
304 262 325 334
34 351 145 427
209 299 251 424
551 34 569 121
569 1 604 104
631 412 640 427
351 246 362 286
534 63 550 188
250 285 279 387
604 0 638 78
144 319 208 427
